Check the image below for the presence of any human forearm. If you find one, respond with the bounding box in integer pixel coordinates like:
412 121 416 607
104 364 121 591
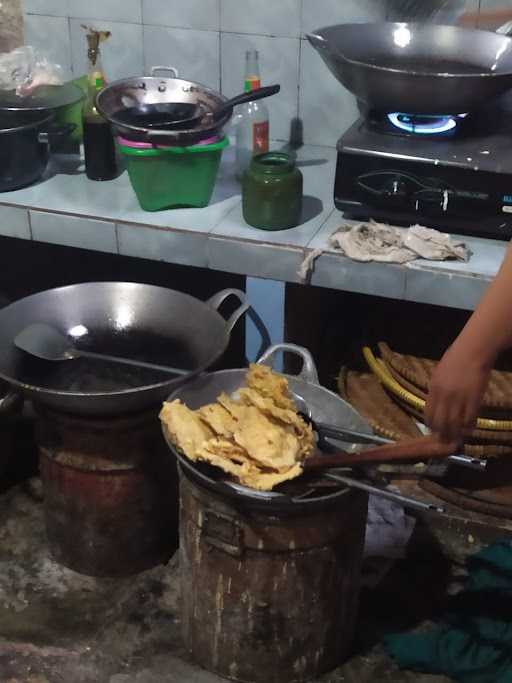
458 8 512 30
446 244 512 367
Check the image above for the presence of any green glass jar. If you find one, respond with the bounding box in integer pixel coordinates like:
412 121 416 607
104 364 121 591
242 152 303 230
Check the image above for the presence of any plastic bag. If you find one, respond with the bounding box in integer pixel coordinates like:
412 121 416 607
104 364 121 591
0 46 63 96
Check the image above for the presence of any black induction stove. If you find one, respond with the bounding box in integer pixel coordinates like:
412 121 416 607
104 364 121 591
335 97 512 240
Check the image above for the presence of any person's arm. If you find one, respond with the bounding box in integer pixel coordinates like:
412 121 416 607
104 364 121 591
458 8 512 30
425 244 512 442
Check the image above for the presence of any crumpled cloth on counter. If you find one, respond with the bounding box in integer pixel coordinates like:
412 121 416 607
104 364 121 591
298 220 471 282
384 540 512 683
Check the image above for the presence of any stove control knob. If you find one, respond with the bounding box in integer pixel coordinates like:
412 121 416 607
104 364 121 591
414 189 450 215
383 179 408 202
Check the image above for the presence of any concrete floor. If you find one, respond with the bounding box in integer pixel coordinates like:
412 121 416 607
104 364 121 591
0 477 457 683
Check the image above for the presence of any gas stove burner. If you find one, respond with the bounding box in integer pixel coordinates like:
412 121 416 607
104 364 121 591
387 112 468 136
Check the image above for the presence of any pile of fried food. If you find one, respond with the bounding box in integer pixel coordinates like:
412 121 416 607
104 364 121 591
159 364 315 491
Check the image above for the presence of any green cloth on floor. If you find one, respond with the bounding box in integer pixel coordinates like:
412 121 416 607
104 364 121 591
384 541 512 683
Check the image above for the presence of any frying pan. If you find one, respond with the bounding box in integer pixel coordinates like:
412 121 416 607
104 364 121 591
307 22 512 114
0 283 248 417
97 68 280 145
162 343 375 512
162 344 453 514
112 85 280 131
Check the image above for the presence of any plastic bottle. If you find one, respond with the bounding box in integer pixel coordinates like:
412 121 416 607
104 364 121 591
235 50 269 179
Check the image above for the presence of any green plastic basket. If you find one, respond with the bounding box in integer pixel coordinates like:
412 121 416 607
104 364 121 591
117 137 229 212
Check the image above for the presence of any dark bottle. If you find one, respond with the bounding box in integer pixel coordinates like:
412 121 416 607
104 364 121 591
82 26 117 181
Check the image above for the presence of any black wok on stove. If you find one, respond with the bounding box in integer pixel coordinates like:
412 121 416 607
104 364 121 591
308 22 512 115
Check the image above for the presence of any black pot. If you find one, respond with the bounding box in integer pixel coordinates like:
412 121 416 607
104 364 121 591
0 111 74 192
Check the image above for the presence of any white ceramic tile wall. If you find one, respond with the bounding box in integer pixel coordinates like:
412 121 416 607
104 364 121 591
221 32 300 142
22 0 500 146
23 0 68 17
23 14 73 80
143 25 220 90
221 0 301 38
68 0 141 23
70 18 144 81
143 0 219 31
299 40 359 148
302 0 386 34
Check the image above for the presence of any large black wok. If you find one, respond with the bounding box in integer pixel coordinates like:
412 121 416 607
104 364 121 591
307 22 512 114
0 283 248 417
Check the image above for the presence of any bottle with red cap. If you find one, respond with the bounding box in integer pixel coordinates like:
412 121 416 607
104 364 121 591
235 50 270 179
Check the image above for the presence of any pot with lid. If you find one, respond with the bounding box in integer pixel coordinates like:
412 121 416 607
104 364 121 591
0 82 83 191
0 111 75 192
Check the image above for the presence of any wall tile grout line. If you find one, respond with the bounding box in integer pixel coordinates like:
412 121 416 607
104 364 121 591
296 33 303 124
114 223 120 254
67 16 73 75
218 29 223 92
142 23 148 74
27 209 33 240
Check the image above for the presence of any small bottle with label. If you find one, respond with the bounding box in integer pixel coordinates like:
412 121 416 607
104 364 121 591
235 50 269 179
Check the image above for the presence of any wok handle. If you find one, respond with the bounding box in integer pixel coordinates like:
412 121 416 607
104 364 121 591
496 20 512 35
215 85 281 118
38 123 76 144
77 350 187 376
257 343 320 384
207 289 250 335
304 434 457 470
306 33 328 50
151 66 179 78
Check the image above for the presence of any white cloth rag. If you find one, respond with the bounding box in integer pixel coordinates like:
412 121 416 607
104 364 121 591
361 494 416 587
298 220 471 282
364 494 415 560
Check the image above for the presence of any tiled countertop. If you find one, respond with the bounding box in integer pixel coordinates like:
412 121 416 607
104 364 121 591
0 144 506 311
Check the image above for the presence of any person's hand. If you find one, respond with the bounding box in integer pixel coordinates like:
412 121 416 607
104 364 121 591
425 344 493 443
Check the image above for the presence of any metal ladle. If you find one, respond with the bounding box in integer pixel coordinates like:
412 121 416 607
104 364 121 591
14 322 188 376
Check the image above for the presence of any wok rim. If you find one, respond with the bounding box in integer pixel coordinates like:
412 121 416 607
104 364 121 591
0 281 233 401
313 22 512 79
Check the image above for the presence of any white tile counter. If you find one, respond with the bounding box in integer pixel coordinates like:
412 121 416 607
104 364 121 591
0 144 506 311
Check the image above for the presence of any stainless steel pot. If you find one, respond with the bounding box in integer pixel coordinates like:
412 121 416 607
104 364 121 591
96 67 233 146
307 22 512 114
0 283 249 417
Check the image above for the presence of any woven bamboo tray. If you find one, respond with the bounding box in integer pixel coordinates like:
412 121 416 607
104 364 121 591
379 341 512 411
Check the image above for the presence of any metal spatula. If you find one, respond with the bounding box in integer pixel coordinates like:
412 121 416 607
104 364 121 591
14 323 188 376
